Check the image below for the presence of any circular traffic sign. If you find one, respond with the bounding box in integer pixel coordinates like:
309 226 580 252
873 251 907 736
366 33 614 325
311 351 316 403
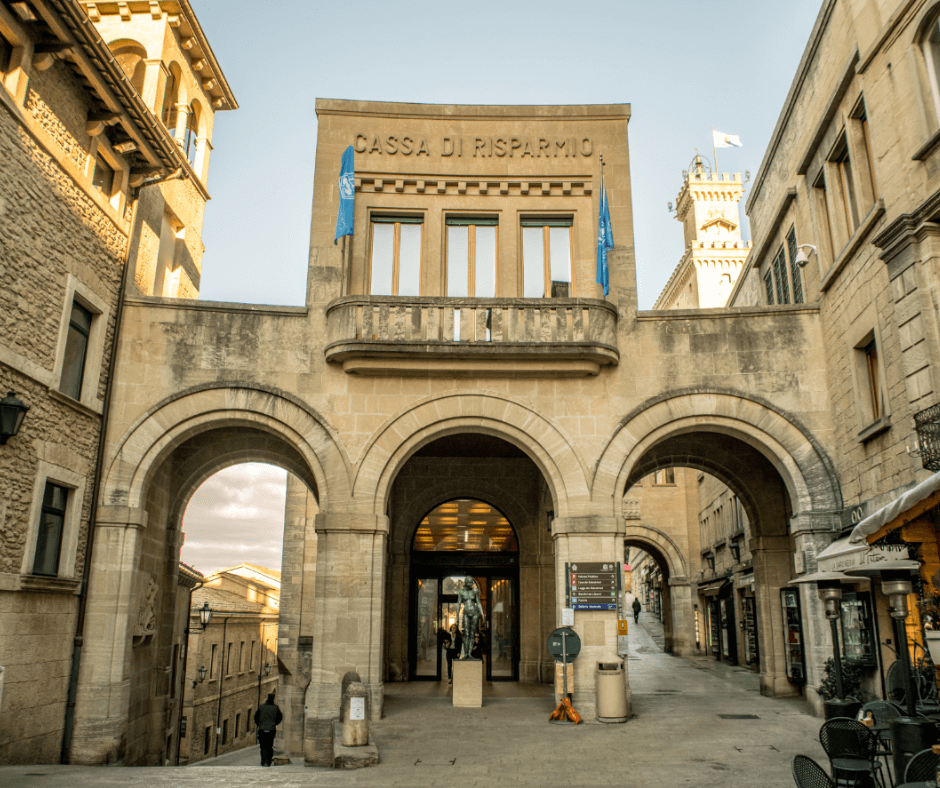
547 627 581 663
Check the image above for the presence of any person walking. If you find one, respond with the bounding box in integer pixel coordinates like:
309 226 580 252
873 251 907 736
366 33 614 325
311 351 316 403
632 597 642 624
254 692 282 767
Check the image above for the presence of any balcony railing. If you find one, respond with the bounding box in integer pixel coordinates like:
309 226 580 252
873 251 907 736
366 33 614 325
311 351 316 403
325 296 619 377
915 403 940 472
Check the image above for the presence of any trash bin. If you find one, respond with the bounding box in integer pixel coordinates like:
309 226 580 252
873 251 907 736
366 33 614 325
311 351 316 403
596 662 628 723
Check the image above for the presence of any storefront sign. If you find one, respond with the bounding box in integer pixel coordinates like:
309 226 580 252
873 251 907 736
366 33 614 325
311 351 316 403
353 134 594 158
569 562 618 610
817 539 909 574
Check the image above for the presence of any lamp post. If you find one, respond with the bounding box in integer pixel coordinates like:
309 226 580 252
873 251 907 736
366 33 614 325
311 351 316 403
0 391 29 445
844 560 939 778
790 570 864 719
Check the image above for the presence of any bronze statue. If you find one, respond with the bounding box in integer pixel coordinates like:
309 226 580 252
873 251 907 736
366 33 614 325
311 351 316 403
456 576 484 659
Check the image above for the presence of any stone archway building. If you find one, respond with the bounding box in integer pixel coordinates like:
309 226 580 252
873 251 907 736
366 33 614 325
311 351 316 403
69 101 843 765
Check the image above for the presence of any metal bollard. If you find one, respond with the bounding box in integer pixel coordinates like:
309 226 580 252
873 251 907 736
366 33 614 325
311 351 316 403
341 681 369 747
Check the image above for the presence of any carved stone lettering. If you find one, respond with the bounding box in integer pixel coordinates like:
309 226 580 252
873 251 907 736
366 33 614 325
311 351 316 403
442 137 454 156
401 137 413 154
494 138 507 157
555 139 566 157
522 140 534 157
369 135 382 154
416 138 429 156
539 138 550 157
352 133 591 157
386 135 398 154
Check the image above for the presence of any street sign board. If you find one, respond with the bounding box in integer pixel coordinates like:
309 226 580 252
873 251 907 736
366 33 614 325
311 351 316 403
569 562 618 610
547 626 581 663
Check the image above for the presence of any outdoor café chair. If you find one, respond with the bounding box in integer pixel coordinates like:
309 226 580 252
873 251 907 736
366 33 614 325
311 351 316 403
904 746 940 783
792 755 836 788
818 717 888 788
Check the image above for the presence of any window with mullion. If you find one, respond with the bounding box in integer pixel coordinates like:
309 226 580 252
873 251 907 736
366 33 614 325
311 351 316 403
764 270 775 305
33 482 68 576
786 227 803 304
446 218 497 297
369 216 422 296
521 218 573 298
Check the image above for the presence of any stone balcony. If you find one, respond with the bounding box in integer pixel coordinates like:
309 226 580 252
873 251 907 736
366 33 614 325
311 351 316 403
324 296 619 377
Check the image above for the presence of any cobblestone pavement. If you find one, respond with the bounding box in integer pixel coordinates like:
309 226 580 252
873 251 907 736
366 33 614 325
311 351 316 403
0 614 831 787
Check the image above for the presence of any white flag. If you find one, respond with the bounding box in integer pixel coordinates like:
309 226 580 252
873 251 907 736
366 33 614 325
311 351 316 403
713 130 743 148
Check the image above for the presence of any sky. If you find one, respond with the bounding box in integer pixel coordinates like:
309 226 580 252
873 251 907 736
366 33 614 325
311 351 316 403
179 0 824 574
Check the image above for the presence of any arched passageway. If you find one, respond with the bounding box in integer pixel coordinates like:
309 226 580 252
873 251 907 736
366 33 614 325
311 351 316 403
383 433 556 686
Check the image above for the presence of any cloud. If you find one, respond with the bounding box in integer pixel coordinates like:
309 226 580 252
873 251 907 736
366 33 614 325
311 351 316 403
181 463 288 575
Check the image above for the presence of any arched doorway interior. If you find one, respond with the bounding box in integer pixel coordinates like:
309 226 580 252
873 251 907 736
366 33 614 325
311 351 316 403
410 498 520 681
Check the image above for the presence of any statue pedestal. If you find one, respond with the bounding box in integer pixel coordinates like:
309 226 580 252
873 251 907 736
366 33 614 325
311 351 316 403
452 659 483 707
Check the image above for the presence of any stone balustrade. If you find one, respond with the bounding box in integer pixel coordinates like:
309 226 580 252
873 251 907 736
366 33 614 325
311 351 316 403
325 296 619 376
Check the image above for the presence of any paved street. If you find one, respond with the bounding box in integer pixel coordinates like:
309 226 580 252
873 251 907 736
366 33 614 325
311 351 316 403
0 614 828 787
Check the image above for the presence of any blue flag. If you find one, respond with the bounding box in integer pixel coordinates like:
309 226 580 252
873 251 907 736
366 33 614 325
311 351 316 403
596 183 613 295
334 146 355 244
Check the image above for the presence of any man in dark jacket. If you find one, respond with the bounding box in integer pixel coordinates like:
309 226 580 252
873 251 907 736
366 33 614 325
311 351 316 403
632 597 642 624
254 692 282 767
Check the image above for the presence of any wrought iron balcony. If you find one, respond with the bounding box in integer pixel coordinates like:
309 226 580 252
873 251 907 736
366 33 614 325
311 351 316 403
324 296 619 377
915 403 940 472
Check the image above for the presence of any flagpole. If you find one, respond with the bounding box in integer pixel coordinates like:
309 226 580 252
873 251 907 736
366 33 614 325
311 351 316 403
712 127 718 174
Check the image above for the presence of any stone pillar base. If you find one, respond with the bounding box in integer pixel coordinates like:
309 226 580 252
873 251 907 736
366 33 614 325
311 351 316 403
453 659 483 707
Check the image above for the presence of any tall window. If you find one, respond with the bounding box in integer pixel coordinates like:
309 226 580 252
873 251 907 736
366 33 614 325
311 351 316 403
925 17 940 124
161 65 179 131
33 482 68 575
864 339 882 421
813 171 835 264
184 103 198 166
369 215 422 296
0 31 12 75
210 644 218 678
60 301 92 400
832 135 860 234
786 227 804 304
204 727 211 755
764 270 775 305
250 641 256 670
109 40 147 94
852 103 877 205
226 642 233 675
446 217 497 297
772 247 790 305
521 218 572 298
239 641 245 672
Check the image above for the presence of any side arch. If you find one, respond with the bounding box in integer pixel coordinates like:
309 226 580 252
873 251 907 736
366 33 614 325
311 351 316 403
354 391 591 518
594 389 841 519
624 523 689 580
101 382 352 514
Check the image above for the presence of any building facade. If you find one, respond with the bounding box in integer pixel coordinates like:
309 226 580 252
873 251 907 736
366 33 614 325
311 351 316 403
0 0 233 765
180 564 279 765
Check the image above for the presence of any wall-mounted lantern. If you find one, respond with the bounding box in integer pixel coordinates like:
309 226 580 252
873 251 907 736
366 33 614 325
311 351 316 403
0 391 29 445
198 602 212 631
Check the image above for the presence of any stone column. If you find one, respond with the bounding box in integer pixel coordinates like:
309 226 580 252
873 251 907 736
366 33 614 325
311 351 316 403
70 506 147 764
790 511 841 715
750 535 798 698
304 512 387 766
194 137 212 182
140 60 167 115
551 514 629 721
519 555 541 682
173 103 190 148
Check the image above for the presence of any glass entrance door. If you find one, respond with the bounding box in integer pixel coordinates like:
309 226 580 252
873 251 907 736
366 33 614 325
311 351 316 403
414 577 439 677
488 576 515 679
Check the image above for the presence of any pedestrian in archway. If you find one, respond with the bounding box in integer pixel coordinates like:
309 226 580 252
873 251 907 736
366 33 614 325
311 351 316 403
254 692 282 767
633 597 642 624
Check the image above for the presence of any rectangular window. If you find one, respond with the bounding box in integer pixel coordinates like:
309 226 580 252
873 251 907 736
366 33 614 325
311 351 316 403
521 218 573 298
853 104 877 204
864 339 882 421
832 136 860 234
369 216 422 296
446 217 497 297
772 247 790 305
813 171 835 264
786 227 803 304
170 644 179 698
235 714 240 738
226 642 233 675
247 708 253 732
33 482 67 576
60 301 92 400
239 641 244 672
204 727 210 755
764 270 774 305
210 644 218 678
250 641 255 671
221 718 228 745
0 32 12 75
92 154 115 196
181 716 186 739
652 468 675 486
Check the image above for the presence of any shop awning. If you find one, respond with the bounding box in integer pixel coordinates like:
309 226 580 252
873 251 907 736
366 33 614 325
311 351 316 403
849 470 940 544
699 579 729 597
816 535 909 572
